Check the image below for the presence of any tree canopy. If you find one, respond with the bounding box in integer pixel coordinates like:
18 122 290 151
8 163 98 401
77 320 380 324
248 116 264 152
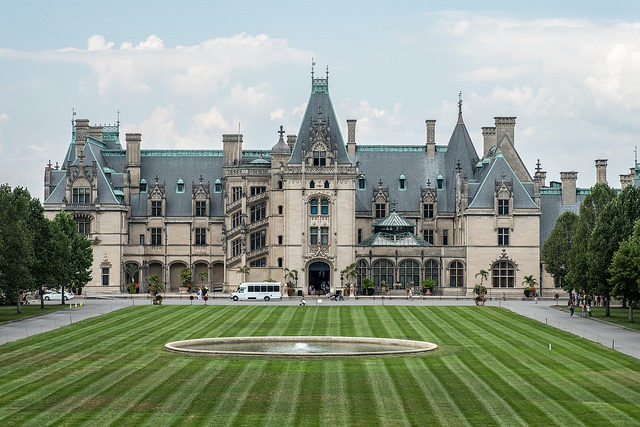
542 211 578 290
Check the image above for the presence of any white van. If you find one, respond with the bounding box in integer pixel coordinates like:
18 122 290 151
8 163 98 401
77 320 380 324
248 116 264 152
231 282 282 301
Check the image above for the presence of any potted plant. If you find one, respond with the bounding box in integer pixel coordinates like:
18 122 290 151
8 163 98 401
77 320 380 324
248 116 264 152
381 281 389 294
421 279 435 296
284 268 298 296
180 267 192 292
474 269 488 306
362 278 375 296
341 263 358 298
148 274 166 305
522 275 537 299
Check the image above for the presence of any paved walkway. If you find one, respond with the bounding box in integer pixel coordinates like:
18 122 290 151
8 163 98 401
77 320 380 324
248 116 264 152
1 296 639 359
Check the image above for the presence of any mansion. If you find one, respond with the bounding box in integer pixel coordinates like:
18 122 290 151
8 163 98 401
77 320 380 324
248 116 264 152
42 73 634 296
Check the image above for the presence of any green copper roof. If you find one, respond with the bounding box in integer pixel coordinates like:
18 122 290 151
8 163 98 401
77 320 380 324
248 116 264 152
359 232 431 247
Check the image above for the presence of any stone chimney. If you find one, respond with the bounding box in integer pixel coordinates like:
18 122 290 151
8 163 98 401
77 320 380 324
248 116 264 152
126 133 141 194
425 120 436 158
88 125 104 142
223 134 243 166
494 117 516 147
44 160 52 200
74 119 90 158
595 159 607 184
620 174 633 190
287 135 297 152
347 119 357 157
482 127 497 157
560 172 578 205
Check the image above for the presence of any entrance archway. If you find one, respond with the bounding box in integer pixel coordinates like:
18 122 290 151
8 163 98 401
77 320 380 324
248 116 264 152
308 261 330 294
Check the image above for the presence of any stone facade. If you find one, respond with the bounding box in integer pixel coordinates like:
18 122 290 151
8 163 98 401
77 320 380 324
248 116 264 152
43 73 626 296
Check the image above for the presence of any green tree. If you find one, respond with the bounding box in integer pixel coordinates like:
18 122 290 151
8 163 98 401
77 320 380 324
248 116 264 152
53 211 93 304
567 183 617 297
590 185 640 316
609 219 640 322
0 185 38 313
237 265 250 283
542 211 578 288
180 266 192 289
284 267 298 295
341 263 357 294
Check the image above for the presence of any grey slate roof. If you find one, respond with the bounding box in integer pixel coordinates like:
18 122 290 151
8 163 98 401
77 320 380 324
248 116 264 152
288 89 351 165
468 153 538 210
129 153 225 217
539 192 586 246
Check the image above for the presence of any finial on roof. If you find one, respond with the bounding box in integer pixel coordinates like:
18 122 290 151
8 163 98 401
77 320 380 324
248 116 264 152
501 173 507 183
378 178 383 188
199 175 203 184
155 175 159 184
117 109 120 127
456 159 461 172
535 158 542 173
311 57 315 79
426 179 431 188
326 65 329 80
278 125 285 139
54 161 59 170
78 152 85 164
47 159 52 168
635 146 638 165
457 91 464 124
391 199 397 212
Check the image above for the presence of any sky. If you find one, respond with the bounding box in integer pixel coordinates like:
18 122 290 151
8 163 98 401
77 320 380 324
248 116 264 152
2 0 640 199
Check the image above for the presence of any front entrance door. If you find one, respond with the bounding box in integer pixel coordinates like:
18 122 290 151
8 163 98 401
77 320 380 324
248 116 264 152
308 261 330 294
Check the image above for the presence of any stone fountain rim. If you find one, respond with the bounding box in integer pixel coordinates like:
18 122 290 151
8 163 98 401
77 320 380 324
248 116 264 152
165 336 438 358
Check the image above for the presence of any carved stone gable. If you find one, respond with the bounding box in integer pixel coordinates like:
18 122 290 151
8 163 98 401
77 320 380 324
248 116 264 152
149 176 166 199
373 181 389 203
192 176 211 199
495 178 513 199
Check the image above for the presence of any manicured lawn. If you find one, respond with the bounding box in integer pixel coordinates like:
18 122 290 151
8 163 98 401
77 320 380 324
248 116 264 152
556 305 640 332
0 304 69 324
1 306 639 426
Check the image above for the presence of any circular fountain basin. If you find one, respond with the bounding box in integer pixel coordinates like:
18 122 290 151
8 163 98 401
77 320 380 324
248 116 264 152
165 336 438 357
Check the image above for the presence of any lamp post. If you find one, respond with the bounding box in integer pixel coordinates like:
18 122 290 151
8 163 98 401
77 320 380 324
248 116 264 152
295 272 298 295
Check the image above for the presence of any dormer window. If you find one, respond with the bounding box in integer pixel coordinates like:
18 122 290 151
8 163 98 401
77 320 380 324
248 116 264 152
498 199 510 215
72 187 91 204
176 179 185 193
357 176 366 190
140 179 147 193
398 175 406 191
313 151 326 166
214 179 222 193
437 175 444 190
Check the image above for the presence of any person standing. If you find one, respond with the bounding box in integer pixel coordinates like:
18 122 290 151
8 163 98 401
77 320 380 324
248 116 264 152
581 303 586 317
587 303 592 317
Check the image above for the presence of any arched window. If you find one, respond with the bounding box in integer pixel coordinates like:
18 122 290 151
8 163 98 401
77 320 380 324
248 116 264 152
139 179 147 193
449 261 464 287
309 180 315 189
373 260 395 287
176 178 185 193
324 180 329 189
398 174 406 190
492 261 515 288
424 260 439 286
356 260 368 286
398 260 420 288
278 180 283 189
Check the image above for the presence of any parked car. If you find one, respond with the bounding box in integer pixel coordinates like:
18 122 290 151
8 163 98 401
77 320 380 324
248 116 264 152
44 291 74 301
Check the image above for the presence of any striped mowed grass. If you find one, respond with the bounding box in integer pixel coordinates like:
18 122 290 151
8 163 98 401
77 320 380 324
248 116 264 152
0 306 639 426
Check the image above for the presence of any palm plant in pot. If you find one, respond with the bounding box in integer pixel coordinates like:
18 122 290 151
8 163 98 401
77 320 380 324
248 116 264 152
148 274 166 305
421 279 435 295
474 269 488 306
361 278 375 296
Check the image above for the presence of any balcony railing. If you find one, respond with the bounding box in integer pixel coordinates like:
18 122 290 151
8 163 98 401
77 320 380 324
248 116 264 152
247 191 268 204
226 198 242 212
247 217 268 231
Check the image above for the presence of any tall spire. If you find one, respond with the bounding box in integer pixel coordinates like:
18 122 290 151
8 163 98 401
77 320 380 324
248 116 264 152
457 91 464 124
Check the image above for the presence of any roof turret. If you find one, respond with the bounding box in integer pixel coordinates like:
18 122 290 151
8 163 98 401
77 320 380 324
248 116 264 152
271 125 291 155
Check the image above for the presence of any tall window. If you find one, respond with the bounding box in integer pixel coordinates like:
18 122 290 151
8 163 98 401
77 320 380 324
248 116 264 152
76 217 90 236
356 260 368 286
498 199 510 215
195 228 206 245
498 228 510 246
72 187 91 204
231 212 242 228
232 186 243 201
423 203 434 219
442 229 449 246
357 228 362 244
310 180 315 189
424 260 438 286
321 199 329 215
398 175 406 190
139 234 145 245
151 200 162 217
250 186 266 196
373 260 395 287
102 268 109 286
278 235 283 245
250 229 266 251
195 201 207 216
449 261 464 287
278 205 283 215
277 257 283 267
310 227 318 245
313 151 326 166
310 199 318 215
375 203 386 218
398 260 420 288
320 227 329 245
423 229 434 245
231 238 241 257
151 228 162 246
492 261 515 288
250 202 266 223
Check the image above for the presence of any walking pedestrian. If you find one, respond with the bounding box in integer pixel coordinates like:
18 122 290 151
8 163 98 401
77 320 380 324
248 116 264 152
587 303 592 317
569 301 575 317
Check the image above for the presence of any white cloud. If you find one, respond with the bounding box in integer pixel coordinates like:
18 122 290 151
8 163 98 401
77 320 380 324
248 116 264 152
270 108 284 120
0 112 8 121
1 33 310 98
